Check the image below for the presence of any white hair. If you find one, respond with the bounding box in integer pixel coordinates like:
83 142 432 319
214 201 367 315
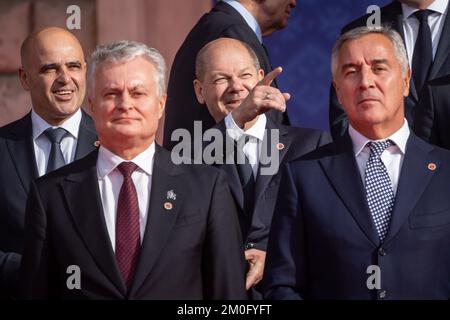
331 25 409 78
88 40 166 96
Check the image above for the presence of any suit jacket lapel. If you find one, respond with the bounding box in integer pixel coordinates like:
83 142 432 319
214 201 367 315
130 146 183 296
254 119 290 204
60 150 126 296
429 7 450 80
74 111 97 160
5 113 38 192
319 135 380 246
384 134 437 244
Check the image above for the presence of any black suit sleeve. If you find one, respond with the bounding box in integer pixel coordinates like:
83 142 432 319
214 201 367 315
203 170 248 300
261 163 305 300
0 251 21 298
19 181 56 299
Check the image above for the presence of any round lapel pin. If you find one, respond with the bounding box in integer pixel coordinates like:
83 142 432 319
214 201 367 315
94 140 100 147
428 163 437 171
276 143 285 151
164 202 173 210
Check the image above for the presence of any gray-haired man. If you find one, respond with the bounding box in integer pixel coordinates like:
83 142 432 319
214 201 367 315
20 40 247 300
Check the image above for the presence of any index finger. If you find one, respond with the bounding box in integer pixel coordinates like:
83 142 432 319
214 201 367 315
260 66 283 86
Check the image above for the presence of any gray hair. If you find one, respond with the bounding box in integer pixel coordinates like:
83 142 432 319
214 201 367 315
88 40 166 96
331 26 409 78
195 38 261 81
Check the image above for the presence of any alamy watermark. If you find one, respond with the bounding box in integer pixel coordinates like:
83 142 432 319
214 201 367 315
170 121 281 176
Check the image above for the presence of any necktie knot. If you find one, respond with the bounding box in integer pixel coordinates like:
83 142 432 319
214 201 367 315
367 140 393 158
44 127 67 144
414 9 433 22
117 162 138 178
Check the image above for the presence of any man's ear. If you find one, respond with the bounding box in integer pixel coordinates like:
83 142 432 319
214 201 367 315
193 79 206 104
157 94 167 120
332 79 342 105
257 69 264 82
88 96 95 115
18 67 30 91
403 68 411 97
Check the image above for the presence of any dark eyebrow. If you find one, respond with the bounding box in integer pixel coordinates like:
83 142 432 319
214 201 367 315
66 61 82 68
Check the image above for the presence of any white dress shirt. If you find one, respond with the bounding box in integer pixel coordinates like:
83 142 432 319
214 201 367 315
31 108 82 177
225 113 267 177
348 120 410 195
96 143 155 251
401 0 449 66
223 0 263 43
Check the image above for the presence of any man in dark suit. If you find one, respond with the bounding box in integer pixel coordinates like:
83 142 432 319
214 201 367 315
263 26 450 299
191 38 329 297
163 0 297 150
20 40 247 299
0 27 97 298
330 0 450 150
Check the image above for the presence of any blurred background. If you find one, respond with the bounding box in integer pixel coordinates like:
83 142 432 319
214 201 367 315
0 0 390 141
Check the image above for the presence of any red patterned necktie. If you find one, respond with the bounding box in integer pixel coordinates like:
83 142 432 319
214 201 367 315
115 162 141 289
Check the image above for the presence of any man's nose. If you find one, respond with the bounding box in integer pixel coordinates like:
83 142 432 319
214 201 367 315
229 77 245 92
56 67 71 84
359 67 375 90
117 92 133 110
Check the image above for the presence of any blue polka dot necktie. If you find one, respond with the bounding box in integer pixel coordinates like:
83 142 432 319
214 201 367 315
364 140 395 242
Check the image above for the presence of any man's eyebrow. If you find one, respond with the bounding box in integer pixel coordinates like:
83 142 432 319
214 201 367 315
66 60 82 67
371 59 389 65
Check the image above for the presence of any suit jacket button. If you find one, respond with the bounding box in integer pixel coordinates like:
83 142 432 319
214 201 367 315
378 290 387 299
378 248 387 256
246 242 255 249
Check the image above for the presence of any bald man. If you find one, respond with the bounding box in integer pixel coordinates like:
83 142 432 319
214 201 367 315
193 38 330 298
0 27 97 298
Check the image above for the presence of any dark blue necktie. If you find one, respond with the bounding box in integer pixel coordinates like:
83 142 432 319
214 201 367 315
235 136 255 215
44 127 67 173
412 10 433 96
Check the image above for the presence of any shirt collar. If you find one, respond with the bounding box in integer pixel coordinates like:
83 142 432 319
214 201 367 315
225 113 267 142
402 0 448 20
31 108 82 141
97 142 155 179
223 0 263 43
349 119 410 157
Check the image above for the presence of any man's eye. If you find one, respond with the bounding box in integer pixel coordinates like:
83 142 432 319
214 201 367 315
241 73 252 79
104 92 116 97
373 66 386 72
345 70 356 76
42 67 56 73
213 78 228 84
132 92 145 97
